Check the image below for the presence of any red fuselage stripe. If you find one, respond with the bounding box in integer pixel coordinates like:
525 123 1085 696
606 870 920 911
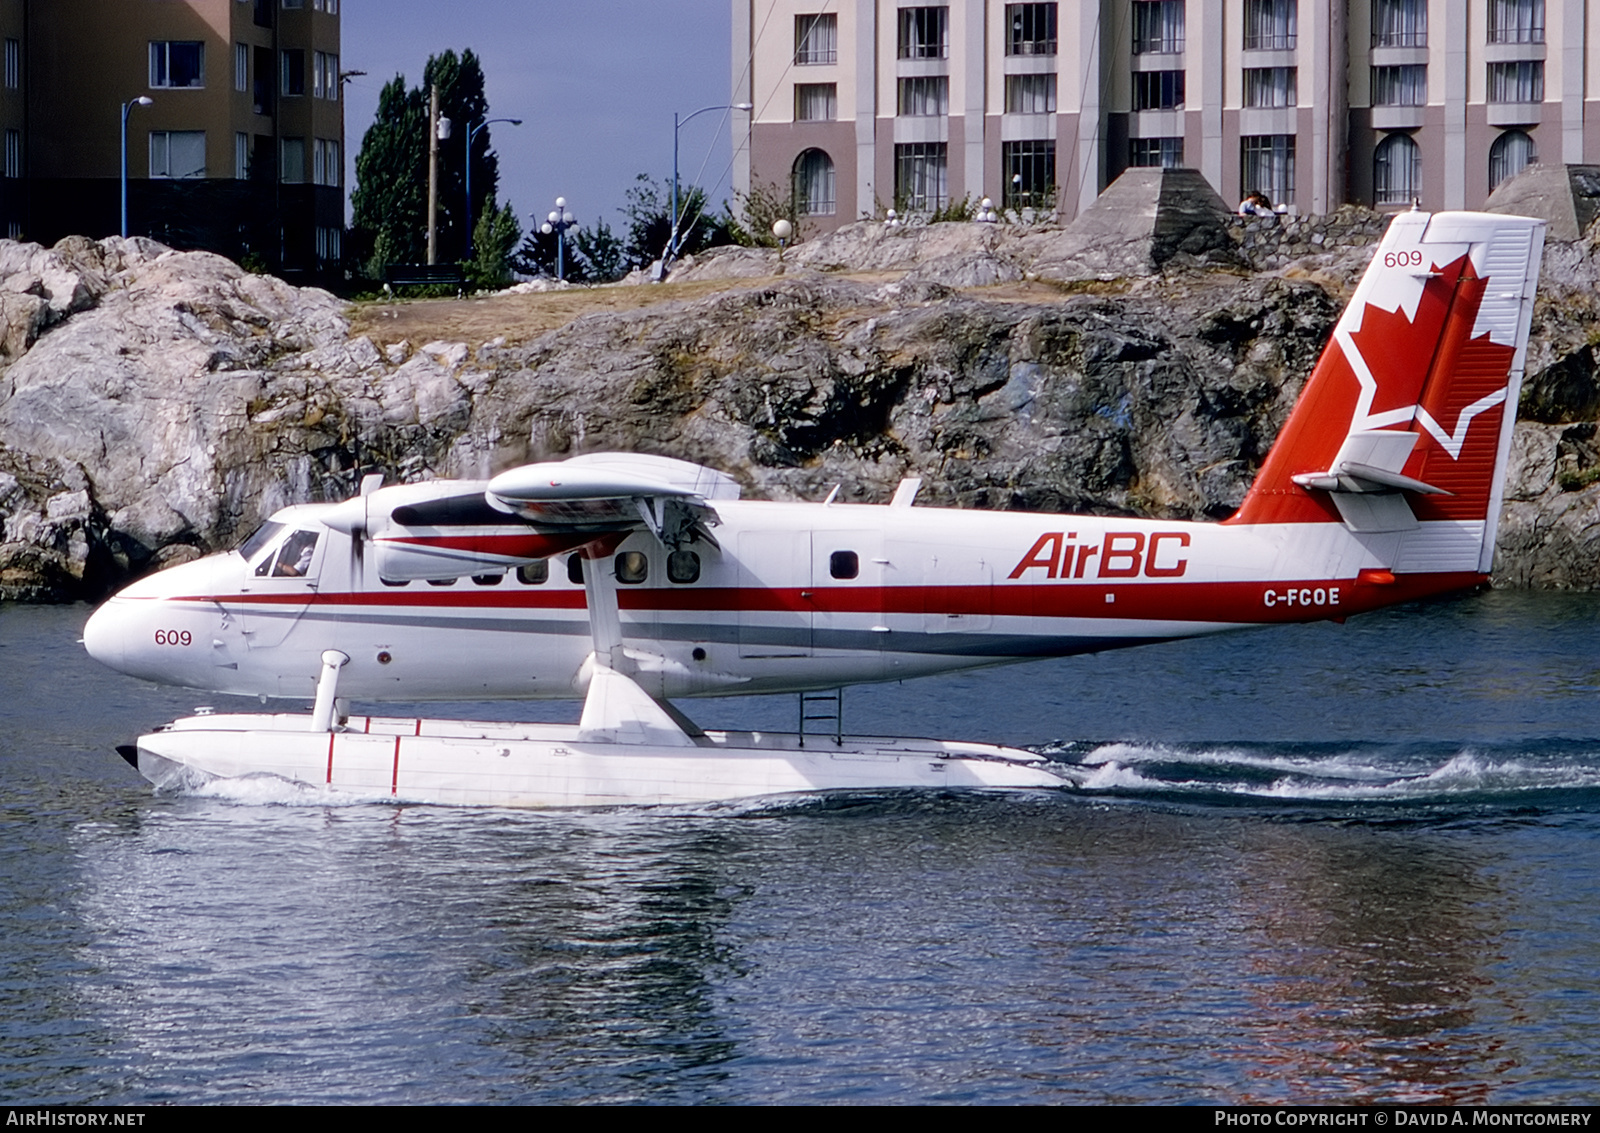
169 573 1486 626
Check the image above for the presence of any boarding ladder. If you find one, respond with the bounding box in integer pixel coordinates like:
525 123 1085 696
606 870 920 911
798 688 843 748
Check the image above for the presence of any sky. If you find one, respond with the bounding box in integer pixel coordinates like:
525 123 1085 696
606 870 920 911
342 0 737 236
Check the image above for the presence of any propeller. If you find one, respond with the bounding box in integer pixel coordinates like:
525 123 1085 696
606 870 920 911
322 473 385 587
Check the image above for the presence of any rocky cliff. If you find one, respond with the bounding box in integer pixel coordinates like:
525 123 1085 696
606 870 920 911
1 208 1597 602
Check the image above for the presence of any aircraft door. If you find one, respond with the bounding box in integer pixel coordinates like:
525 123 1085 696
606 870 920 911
736 531 812 658
236 527 325 649
812 529 889 655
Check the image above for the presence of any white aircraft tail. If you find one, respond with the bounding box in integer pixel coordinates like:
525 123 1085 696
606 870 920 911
1230 210 1545 574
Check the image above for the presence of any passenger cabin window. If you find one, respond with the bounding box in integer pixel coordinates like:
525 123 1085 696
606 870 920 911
830 550 859 580
516 560 549 585
256 529 319 577
471 574 503 586
567 555 584 585
427 577 457 587
668 550 701 584
379 577 409 587
615 552 648 584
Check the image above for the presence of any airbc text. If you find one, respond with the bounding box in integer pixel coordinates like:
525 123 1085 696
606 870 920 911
1009 532 1190 581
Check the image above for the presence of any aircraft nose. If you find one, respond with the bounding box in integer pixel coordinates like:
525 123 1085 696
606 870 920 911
82 600 127 672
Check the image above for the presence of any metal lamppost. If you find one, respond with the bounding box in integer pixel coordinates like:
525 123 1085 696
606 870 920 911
541 198 576 281
120 96 153 238
465 116 522 258
669 102 752 265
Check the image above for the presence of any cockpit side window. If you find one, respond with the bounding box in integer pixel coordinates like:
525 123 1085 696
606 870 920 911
239 521 286 566
259 529 321 578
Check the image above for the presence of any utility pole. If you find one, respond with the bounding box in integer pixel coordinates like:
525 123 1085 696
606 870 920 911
426 84 440 265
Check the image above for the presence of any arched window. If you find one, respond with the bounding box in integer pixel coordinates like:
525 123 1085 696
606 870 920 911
1489 130 1537 191
792 148 836 216
1373 133 1421 205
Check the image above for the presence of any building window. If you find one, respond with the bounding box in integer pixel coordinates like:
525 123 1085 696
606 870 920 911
898 7 949 60
235 43 248 92
793 148 836 215
280 136 305 182
314 51 339 98
1003 140 1055 209
253 46 273 114
282 0 303 8
795 14 838 65
281 49 305 96
1132 1 1185 54
796 82 838 121
1133 70 1186 111
149 131 206 178
1243 0 1296 50
1372 0 1426 47
313 0 339 11
314 138 340 186
4 130 18 179
1005 4 1057 56
898 75 949 116
1243 67 1295 108
235 132 249 179
1489 129 1536 189
1005 73 1056 114
1371 65 1426 106
894 142 948 210
315 227 341 266
1129 137 1184 167
254 0 272 28
4 39 18 89
1488 61 1543 103
150 42 205 89
1489 0 1544 44
1241 134 1295 205
1373 134 1421 204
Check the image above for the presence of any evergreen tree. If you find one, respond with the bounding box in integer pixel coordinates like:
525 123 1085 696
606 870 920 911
349 75 426 276
466 198 521 291
348 49 500 279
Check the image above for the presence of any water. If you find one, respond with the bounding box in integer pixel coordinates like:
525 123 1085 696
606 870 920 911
1 591 1598 1103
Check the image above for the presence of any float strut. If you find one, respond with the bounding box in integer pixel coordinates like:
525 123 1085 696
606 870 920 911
310 650 351 733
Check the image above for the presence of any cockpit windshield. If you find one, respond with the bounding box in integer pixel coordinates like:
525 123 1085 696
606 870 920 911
238 521 287 564
253 529 321 578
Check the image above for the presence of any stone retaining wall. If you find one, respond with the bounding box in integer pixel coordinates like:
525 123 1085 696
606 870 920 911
1229 206 1394 271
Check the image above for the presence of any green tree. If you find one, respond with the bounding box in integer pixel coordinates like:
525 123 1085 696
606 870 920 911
621 174 736 270
348 49 499 279
466 198 521 291
574 220 626 282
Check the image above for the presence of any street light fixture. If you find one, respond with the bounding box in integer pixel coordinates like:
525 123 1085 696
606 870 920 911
465 117 522 258
540 197 576 281
669 102 753 266
120 96 153 239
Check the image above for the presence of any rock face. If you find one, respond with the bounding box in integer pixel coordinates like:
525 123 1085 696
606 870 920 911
1 199 1599 601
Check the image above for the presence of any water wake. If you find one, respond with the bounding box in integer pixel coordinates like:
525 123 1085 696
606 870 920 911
1039 738 1600 808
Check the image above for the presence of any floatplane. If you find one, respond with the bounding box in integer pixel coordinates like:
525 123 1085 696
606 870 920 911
85 210 1544 806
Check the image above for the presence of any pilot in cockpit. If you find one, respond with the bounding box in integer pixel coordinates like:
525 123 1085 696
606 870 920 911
270 531 319 577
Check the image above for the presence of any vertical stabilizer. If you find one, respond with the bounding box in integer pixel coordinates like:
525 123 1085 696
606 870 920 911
1230 210 1544 573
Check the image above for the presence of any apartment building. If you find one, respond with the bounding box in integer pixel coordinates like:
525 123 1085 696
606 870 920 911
732 0 1598 232
0 0 343 279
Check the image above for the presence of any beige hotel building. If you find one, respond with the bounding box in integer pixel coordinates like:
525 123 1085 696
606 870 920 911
732 0 1600 230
